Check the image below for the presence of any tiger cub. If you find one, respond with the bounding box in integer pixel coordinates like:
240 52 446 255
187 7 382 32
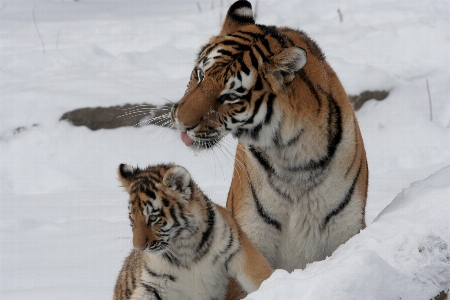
113 163 273 300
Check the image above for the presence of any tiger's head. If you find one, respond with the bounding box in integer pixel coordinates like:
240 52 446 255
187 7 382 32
172 0 307 150
118 163 199 252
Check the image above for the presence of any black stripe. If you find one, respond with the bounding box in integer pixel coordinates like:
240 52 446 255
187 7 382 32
212 222 235 264
228 33 252 42
260 36 273 56
288 94 342 171
234 106 246 114
220 40 250 51
249 49 259 70
224 246 241 272
249 144 295 202
273 124 304 148
262 25 288 49
237 30 262 40
125 288 131 298
240 61 250 76
142 283 162 300
249 179 281 231
222 224 235 255
241 90 252 102
254 75 263 91
237 71 242 82
322 162 362 229
162 251 181 266
144 263 176 282
244 93 264 125
298 70 322 112
250 123 262 140
197 43 213 61
253 44 269 62
264 93 275 124
169 206 180 229
144 188 156 199
176 202 189 226
249 146 275 175
217 49 233 57
267 177 294 203
195 200 215 261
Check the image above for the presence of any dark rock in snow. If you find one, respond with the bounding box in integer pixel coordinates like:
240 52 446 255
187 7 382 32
60 103 174 130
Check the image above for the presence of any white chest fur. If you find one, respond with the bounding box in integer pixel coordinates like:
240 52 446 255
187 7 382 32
139 253 230 300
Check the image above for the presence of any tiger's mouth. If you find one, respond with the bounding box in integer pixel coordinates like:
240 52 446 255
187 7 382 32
180 130 223 150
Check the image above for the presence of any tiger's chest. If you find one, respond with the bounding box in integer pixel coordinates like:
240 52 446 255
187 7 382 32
140 253 230 300
239 149 361 271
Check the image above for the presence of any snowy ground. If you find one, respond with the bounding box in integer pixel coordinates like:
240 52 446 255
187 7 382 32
1 0 449 299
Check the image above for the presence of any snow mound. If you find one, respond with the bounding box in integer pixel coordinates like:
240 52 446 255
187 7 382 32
247 166 450 300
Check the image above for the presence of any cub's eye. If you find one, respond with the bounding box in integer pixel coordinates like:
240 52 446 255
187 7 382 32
148 215 159 225
196 68 204 83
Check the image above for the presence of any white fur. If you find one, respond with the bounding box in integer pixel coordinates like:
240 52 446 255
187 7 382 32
235 7 253 18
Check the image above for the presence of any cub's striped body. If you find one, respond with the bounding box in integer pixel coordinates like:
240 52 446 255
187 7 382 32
172 0 368 296
113 163 273 300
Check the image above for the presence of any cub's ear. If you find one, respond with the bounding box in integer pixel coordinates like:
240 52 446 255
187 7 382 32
220 0 255 36
163 166 192 199
118 164 140 192
271 47 307 85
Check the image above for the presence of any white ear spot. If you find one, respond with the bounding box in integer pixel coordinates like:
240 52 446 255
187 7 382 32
235 7 253 18
123 164 134 173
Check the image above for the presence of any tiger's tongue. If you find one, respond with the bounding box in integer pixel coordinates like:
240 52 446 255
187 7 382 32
181 131 194 147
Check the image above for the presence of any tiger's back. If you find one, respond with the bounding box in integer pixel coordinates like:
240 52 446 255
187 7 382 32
113 163 273 300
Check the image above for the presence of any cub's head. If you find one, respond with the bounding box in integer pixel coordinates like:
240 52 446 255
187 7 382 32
118 163 196 252
172 0 307 149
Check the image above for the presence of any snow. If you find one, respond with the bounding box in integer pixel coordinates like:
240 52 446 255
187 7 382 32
0 0 449 299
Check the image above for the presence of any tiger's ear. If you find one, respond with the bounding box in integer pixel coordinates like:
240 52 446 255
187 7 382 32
271 47 307 85
220 0 255 36
118 164 140 192
163 166 192 199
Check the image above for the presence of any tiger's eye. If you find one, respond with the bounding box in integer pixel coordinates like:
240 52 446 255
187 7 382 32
148 215 158 222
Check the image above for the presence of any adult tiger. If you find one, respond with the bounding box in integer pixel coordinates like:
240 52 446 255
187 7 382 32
172 0 368 296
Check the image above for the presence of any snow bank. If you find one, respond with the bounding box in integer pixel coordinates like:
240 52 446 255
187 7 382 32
247 166 450 300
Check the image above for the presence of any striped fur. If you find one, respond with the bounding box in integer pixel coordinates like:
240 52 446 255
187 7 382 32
172 0 368 297
113 163 273 300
